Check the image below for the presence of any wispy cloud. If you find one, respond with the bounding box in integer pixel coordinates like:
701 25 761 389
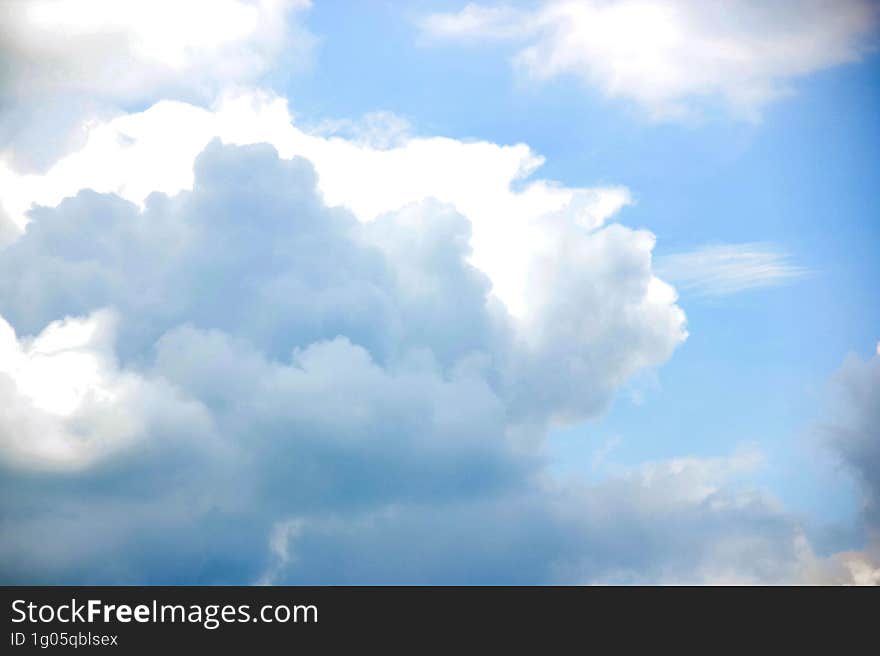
656 243 809 297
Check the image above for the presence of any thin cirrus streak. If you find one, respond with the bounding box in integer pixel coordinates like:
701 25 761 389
655 243 810 297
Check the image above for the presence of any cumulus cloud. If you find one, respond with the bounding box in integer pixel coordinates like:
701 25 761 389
256 450 812 585
0 138 683 431
0 139 698 583
655 243 809 297
0 90 634 318
0 0 315 171
1 112 860 586
420 0 879 119
0 2 861 585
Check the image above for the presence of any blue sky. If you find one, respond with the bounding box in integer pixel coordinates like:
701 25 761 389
0 1 878 584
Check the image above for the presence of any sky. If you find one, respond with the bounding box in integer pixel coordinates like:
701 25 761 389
0 0 878 584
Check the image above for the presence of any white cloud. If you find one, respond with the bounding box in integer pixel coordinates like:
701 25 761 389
0 310 211 471
0 206 17 247
655 243 808 297
806 541 880 585
0 137 685 440
0 0 312 101
420 0 879 119
0 90 634 319
0 0 315 171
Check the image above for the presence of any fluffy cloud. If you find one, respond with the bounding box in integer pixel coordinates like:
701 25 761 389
0 310 808 583
247 451 813 585
0 138 683 432
1 4 867 584
0 139 698 582
0 307 218 472
0 0 315 171
0 109 856 586
0 0 870 587
0 91 634 319
0 0 310 97
420 0 879 119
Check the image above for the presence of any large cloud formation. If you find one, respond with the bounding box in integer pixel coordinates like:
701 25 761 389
0 2 870 584
0 133 814 584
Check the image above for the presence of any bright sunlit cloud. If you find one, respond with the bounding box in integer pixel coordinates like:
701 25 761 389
420 0 879 119
0 91 632 318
